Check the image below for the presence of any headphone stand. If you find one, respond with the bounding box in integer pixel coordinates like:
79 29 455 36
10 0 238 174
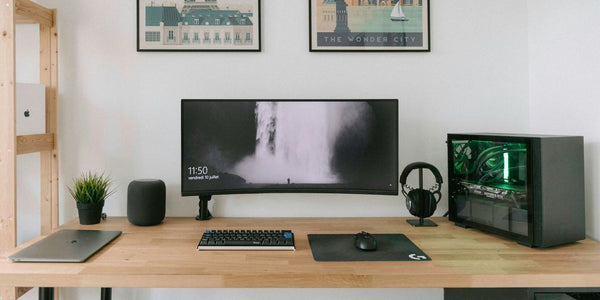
406 168 438 227
407 218 437 227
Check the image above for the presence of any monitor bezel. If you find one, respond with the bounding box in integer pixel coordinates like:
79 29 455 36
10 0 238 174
181 99 399 197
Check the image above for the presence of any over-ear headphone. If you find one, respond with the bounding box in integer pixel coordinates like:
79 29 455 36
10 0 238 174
400 162 443 219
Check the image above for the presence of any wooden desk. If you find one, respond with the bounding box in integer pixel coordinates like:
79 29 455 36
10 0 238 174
2 217 600 289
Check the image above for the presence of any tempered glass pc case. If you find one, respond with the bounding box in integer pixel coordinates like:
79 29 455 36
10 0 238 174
447 133 585 248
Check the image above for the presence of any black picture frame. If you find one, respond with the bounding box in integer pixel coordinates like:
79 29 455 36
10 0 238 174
137 0 261 52
309 0 430 52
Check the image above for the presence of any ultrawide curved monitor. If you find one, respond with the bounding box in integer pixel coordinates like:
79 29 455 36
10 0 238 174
181 99 398 197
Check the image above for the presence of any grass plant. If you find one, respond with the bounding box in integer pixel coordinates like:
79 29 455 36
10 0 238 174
68 171 114 204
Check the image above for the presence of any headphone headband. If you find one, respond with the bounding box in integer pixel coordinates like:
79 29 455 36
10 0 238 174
399 162 443 185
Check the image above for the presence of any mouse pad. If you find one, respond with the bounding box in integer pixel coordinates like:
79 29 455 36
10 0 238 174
307 234 431 262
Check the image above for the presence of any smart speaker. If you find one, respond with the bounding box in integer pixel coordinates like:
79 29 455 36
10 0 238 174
127 179 165 226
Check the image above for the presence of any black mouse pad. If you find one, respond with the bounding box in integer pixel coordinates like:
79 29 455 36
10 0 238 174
307 234 431 262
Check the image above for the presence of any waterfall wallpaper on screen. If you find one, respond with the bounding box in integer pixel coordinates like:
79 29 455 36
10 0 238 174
181 100 398 196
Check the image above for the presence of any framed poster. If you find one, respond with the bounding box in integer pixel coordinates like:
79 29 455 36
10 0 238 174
309 0 429 52
137 0 261 52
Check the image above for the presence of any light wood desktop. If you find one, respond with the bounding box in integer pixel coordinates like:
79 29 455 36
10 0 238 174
2 217 600 289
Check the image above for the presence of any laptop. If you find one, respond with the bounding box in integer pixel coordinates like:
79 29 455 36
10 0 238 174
8 229 121 263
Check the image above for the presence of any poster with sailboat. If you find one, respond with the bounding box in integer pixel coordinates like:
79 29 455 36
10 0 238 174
309 0 429 51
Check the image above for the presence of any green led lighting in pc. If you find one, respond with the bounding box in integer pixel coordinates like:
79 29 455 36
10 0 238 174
503 152 509 182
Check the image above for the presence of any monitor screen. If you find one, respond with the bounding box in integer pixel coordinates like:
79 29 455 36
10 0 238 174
181 99 398 196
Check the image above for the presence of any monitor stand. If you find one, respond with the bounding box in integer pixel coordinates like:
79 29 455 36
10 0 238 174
196 195 212 221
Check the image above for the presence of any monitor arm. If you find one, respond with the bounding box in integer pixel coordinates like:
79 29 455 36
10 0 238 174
196 195 212 221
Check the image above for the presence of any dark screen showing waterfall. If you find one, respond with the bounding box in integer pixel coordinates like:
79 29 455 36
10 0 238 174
181 100 398 196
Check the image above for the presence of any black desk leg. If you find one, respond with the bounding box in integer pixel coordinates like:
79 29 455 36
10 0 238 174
101 287 112 300
38 287 110 300
39 287 54 300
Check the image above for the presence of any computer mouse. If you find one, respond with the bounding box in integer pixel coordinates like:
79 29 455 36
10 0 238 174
354 231 377 251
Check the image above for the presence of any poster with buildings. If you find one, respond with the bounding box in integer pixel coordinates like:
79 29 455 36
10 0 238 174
310 0 429 51
137 0 260 51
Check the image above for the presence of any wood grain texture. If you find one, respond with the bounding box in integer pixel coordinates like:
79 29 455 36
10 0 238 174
14 0 52 26
50 10 58 231
1 1 18 299
16 287 31 298
16 133 54 154
0 287 17 300
1 217 600 289
39 9 59 234
0 0 17 254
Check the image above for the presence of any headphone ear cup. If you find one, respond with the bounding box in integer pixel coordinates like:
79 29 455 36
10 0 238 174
406 189 422 216
425 193 437 218
406 189 437 218
405 190 414 214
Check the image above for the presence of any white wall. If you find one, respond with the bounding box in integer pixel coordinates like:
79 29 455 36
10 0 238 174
39 0 529 222
16 0 533 299
15 25 42 246
528 0 600 240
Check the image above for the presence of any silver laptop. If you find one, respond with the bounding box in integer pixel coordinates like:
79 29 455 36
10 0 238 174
8 229 121 263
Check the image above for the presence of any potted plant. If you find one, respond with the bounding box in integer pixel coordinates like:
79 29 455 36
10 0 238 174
68 171 114 225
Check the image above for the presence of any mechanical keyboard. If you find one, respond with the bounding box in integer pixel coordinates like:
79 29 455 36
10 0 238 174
197 229 295 251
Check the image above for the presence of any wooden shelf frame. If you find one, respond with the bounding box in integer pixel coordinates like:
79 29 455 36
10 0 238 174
14 0 53 26
1 0 58 298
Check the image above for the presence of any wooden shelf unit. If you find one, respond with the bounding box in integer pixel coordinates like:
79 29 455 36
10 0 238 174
1 0 58 298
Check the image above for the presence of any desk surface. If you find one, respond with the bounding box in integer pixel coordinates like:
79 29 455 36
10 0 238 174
2 217 600 288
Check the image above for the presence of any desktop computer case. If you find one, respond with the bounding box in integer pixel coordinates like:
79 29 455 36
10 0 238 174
447 133 585 248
